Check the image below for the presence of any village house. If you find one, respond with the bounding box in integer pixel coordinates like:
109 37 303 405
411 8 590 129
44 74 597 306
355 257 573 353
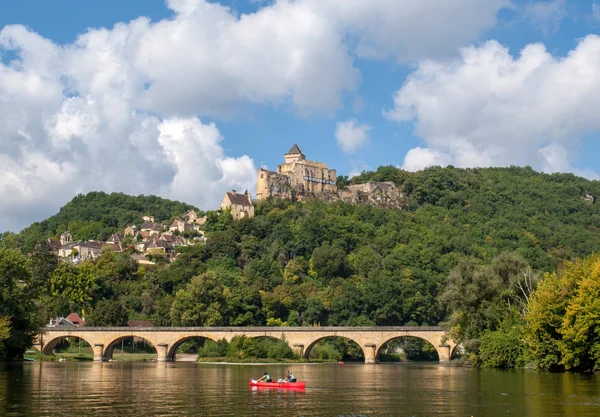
142 215 155 223
196 216 207 225
58 240 103 262
124 225 137 237
140 222 161 235
184 210 198 222
46 238 62 254
170 219 193 233
220 190 255 220
106 233 123 245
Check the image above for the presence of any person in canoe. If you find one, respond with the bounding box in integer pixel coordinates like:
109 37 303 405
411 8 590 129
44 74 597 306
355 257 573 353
284 370 296 383
256 372 272 383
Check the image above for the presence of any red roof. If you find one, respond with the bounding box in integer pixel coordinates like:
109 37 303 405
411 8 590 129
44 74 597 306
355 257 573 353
66 313 85 327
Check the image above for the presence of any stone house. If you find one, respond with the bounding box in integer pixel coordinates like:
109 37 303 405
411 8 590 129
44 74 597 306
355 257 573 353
140 222 161 235
46 238 61 254
142 215 155 223
220 190 254 220
107 234 123 245
58 240 103 261
184 210 198 222
124 225 137 237
170 219 193 233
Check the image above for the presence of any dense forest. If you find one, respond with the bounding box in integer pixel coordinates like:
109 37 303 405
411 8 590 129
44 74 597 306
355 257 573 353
1 165 599 369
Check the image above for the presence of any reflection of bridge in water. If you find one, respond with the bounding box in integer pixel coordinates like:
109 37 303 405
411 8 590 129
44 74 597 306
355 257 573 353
35 326 457 363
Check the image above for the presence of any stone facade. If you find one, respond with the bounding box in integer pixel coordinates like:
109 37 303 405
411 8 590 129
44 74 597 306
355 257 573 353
37 326 456 363
256 144 406 209
220 190 255 220
257 144 337 200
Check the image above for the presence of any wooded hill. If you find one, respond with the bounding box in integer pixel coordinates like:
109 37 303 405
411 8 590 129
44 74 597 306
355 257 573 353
2 165 600 367
1 192 198 251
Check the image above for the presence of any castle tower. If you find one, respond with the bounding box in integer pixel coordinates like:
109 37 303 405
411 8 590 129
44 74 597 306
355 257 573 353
284 143 305 164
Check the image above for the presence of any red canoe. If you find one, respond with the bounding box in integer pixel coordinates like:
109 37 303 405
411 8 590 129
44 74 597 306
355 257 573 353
249 379 306 389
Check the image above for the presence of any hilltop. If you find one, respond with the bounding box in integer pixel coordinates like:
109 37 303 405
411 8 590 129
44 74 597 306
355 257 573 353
0 192 198 251
2 165 600 271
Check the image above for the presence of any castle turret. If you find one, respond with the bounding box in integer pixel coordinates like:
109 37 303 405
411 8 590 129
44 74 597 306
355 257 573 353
284 143 305 164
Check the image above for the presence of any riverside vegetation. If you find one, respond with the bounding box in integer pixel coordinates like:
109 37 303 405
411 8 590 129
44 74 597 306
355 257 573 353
1 165 600 371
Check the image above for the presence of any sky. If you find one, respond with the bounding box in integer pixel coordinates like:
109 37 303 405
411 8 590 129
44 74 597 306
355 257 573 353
1 0 600 232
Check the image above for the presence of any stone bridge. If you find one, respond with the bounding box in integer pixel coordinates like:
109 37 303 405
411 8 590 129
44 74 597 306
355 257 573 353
35 326 456 364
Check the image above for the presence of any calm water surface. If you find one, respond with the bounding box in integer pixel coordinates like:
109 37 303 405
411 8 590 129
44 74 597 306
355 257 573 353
1 362 598 416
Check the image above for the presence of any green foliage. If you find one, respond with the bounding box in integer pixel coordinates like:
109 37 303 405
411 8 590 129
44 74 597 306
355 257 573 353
170 272 227 326
0 316 11 353
0 249 37 360
197 336 296 360
87 299 129 326
526 253 600 371
439 253 536 350
478 321 529 368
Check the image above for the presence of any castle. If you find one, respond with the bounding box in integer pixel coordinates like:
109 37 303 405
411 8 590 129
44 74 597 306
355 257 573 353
257 144 337 200
256 144 406 209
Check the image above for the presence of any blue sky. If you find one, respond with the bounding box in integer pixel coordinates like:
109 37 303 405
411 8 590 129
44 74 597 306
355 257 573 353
1 0 600 231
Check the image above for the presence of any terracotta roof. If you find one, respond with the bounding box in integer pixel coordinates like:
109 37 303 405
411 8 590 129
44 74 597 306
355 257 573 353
286 143 303 155
66 313 85 327
226 192 253 207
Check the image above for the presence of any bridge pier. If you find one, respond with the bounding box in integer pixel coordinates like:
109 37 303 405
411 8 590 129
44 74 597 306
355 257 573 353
157 344 169 362
93 344 104 362
292 344 304 357
437 345 451 363
364 344 378 364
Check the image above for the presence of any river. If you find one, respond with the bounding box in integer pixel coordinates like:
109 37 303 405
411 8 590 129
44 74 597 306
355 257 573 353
1 362 598 416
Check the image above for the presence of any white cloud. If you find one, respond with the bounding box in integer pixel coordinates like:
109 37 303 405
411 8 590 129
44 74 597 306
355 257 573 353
522 0 567 35
0 0 510 231
401 148 452 172
386 36 600 175
306 0 510 62
592 3 600 23
335 119 372 154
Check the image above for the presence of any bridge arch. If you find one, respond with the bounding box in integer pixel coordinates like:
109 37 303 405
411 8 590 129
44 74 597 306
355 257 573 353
304 336 365 360
376 333 453 363
166 335 217 361
41 334 95 356
103 335 157 361
377 335 440 362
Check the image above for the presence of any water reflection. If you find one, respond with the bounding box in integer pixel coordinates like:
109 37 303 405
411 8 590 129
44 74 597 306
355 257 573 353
0 362 598 416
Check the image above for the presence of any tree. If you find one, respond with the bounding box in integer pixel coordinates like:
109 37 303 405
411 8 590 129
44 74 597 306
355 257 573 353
310 244 348 280
87 299 129 326
170 272 227 326
526 253 600 371
50 262 94 309
0 249 37 360
439 253 535 360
